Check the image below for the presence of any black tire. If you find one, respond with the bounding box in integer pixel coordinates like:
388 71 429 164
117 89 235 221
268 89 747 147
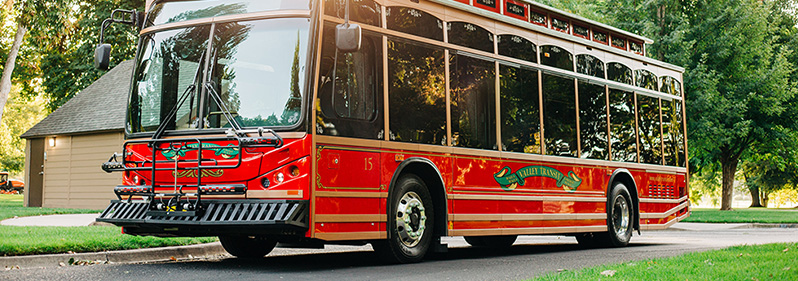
219 235 277 258
602 183 634 247
373 174 434 263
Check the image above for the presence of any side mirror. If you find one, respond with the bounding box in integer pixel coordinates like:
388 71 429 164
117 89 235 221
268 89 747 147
94 44 112 70
336 23 362 53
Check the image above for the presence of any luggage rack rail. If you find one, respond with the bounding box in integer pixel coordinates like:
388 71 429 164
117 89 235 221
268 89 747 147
100 131 282 216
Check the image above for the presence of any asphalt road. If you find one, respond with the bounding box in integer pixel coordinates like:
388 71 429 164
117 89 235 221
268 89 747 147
3 223 798 281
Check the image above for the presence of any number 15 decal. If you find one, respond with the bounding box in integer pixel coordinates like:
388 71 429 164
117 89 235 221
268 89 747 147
365 157 374 171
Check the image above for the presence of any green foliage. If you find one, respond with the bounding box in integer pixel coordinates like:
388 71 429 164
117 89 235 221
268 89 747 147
37 0 145 111
0 87 47 175
533 243 798 281
684 207 798 223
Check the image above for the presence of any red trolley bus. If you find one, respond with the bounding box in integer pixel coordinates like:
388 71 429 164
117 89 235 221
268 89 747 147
95 0 689 263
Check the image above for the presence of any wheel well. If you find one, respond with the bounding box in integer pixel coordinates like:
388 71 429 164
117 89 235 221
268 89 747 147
608 169 640 232
389 158 448 237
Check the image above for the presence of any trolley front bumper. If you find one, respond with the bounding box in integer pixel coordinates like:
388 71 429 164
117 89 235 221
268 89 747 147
96 199 308 237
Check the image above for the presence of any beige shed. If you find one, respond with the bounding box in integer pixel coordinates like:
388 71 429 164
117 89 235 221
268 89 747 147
21 61 133 209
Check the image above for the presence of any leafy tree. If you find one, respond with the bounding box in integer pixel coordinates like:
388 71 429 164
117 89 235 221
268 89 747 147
741 129 798 207
0 0 74 121
0 86 46 175
36 0 144 111
685 0 796 210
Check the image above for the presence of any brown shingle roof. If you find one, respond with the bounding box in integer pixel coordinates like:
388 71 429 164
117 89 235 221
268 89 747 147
21 60 133 139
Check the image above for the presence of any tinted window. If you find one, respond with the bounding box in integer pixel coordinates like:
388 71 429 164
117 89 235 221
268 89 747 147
130 25 211 133
635 69 657 91
448 22 494 53
501 65 540 153
662 99 685 166
593 30 607 43
579 81 608 160
542 73 577 157
148 0 308 27
612 37 626 49
540 45 573 71
660 76 681 97
316 25 383 139
450 54 496 149
609 89 637 162
206 19 309 128
551 18 569 32
637 95 662 164
497 35 537 63
576 54 604 79
530 11 547 26
607 62 633 85
630 41 643 54
386 7 444 41
388 39 446 144
324 0 381 26
574 25 589 38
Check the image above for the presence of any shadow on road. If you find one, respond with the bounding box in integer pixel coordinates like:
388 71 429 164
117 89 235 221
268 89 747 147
149 242 669 273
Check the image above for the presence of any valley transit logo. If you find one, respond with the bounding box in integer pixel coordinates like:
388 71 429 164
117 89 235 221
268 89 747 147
494 166 582 192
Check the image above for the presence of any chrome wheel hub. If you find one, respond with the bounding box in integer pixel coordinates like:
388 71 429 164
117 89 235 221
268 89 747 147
395 191 427 247
613 195 630 237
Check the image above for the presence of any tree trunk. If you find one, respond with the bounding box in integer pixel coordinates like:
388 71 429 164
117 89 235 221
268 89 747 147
761 192 769 208
0 23 27 122
720 156 739 210
749 186 763 207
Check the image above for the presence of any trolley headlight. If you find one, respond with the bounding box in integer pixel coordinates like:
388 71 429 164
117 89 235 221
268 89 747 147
275 172 284 183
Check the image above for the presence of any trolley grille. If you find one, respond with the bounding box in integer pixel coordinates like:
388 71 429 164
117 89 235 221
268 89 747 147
97 200 308 227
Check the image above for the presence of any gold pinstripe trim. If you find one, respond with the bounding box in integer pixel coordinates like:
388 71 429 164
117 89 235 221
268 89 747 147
246 190 303 199
315 191 388 198
447 193 606 202
315 214 387 223
448 213 606 221
639 195 689 204
313 135 687 173
448 225 607 236
640 212 690 230
313 231 386 241
639 201 690 219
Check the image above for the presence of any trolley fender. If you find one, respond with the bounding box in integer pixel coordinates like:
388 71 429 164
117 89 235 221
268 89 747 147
387 157 448 238
607 168 640 233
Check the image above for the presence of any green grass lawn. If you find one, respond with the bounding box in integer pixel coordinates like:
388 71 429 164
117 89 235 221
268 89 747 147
0 194 217 256
0 194 102 220
0 226 216 256
533 243 798 281
683 208 798 224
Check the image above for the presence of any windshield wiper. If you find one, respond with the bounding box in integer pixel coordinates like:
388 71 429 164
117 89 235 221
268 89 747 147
152 52 206 140
202 50 243 132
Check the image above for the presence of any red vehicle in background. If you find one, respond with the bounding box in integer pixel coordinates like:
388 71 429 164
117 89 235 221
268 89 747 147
94 0 689 263
0 172 24 194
